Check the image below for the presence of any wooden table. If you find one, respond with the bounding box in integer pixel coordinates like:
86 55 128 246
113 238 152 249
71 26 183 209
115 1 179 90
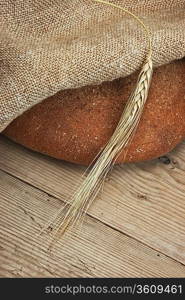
0 135 185 277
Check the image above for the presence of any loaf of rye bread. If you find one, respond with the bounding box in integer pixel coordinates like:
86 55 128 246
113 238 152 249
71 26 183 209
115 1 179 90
3 59 185 165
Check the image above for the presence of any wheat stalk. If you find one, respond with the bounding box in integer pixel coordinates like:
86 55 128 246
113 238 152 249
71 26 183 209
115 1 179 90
40 0 153 239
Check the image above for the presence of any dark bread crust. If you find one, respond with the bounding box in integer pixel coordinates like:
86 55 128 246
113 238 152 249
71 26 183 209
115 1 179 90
3 59 185 165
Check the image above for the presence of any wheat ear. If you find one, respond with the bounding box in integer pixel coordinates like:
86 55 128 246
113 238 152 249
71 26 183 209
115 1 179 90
41 54 153 238
40 0 153 238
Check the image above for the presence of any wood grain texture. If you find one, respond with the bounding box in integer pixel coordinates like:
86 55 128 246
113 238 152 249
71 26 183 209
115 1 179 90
0 136 185 269
1 170 185 277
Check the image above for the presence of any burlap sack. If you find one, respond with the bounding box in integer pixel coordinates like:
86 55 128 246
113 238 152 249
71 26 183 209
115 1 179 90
1 0 185 132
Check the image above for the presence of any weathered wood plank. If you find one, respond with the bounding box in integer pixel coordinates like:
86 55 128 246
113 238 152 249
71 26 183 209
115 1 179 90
0 136 185 264
0 170 185 278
